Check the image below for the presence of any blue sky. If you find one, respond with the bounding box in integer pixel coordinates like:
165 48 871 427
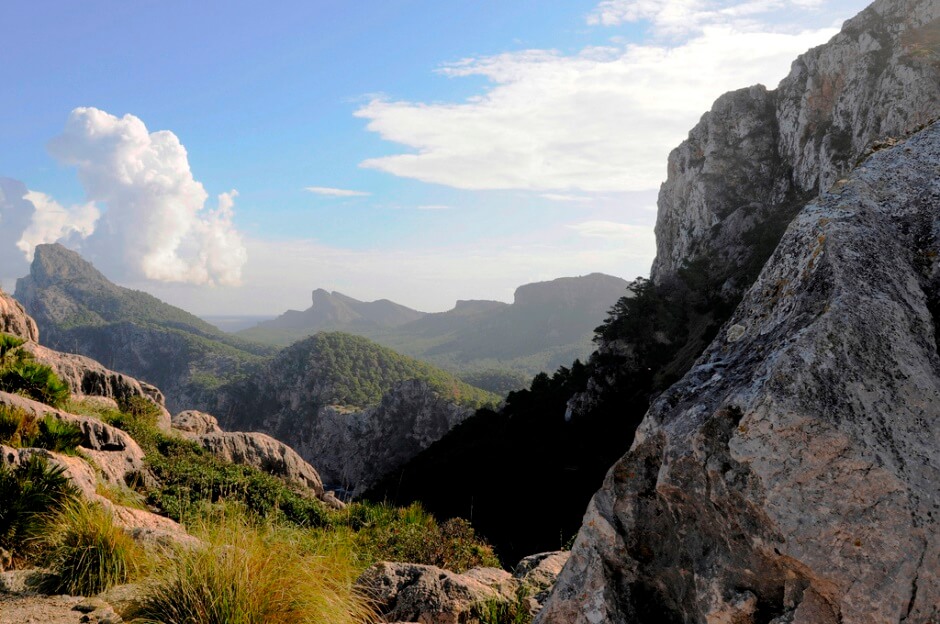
0 0 869 314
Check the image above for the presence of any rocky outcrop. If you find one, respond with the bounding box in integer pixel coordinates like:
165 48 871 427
22 343 171 431
0 288 38 342
651 0 940 294
171 410 221 435
0 393 193 549
538 121 940 622
171 412 342 508
360 553 571 623
358 563 520 624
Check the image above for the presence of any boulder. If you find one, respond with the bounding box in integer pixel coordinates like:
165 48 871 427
357 562 520 624
537 123 940 623
171 410 222 435
193 430 342 508
513 552 570 605
0 288 38 342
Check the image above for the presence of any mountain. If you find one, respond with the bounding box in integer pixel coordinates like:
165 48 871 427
205 332 498 493
15 244 275 412
238 289 426 344
239 273 631 390
13 245 499 493
367 0 940 593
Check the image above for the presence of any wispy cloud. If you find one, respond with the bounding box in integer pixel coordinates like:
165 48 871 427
540 193 594 203
305 186 371 197
415 204 452 211
569 220 655 245
355 0 865 194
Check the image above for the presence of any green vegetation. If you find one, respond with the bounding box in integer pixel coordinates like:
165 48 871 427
248 332 499 410
471 588 533 624
0 455 78 559
132 515 376 624
0 405 83 455
0 333 71 408
38 499 144 595
338 503 499 573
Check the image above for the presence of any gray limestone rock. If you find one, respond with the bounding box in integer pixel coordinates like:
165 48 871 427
651 0 940 295
537 120 940 624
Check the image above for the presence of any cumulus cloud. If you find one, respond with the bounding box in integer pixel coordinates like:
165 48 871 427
305 186 371 197
17 191 99 260
47 107 246 286
356 0 867 193
0 178 100 284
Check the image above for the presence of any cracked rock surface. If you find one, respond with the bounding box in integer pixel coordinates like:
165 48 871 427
538 120 940 624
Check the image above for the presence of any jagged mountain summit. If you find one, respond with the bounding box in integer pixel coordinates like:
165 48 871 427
15 243 274 413
535 0 940 622
239 273 631 388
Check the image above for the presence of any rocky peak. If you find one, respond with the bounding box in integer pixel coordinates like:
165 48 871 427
651 0 940 292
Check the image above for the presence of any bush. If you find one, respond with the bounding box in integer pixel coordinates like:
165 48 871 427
39 499 143 595
0 361 71 408
131 516 376 624
0 405 38 447
344 502 500 572
0 406 84 454
0 455 77 558
471 589 533 624
33 416 84 454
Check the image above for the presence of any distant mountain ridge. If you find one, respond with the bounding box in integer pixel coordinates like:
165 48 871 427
239 273 631 388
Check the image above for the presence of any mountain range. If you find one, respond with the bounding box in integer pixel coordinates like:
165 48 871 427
238 273 631 391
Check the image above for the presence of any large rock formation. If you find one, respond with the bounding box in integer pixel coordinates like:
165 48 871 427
652 0 940 294
538 117 940 623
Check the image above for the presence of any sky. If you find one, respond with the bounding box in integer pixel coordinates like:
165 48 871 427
0 0 871 315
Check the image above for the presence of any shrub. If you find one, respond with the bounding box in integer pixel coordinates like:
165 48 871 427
471 589 533 624
131 516 376 624
0 361 71 408
33 416 84 454
345 502 500 572
0 405 38 447
0 333 25 363
39 499 143 595
0 454 77 558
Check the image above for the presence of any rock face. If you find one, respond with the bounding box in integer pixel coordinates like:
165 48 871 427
306 380 476 493
537 121 940 622
651 0 940 294
171 410 222 435
0 288 38 342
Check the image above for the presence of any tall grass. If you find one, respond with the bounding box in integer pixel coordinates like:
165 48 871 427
39 499 144 595
0 454 77 558
132 514 376 624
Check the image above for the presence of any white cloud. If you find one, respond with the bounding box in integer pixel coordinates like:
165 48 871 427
356 1 866 193
568 220 656 248
47 107 246 286
415 204 452 210
305 186 371 197
540 193 594 203
587 0 833 34
17 191 99 260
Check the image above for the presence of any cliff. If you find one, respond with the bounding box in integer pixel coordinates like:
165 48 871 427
539 0 940 620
